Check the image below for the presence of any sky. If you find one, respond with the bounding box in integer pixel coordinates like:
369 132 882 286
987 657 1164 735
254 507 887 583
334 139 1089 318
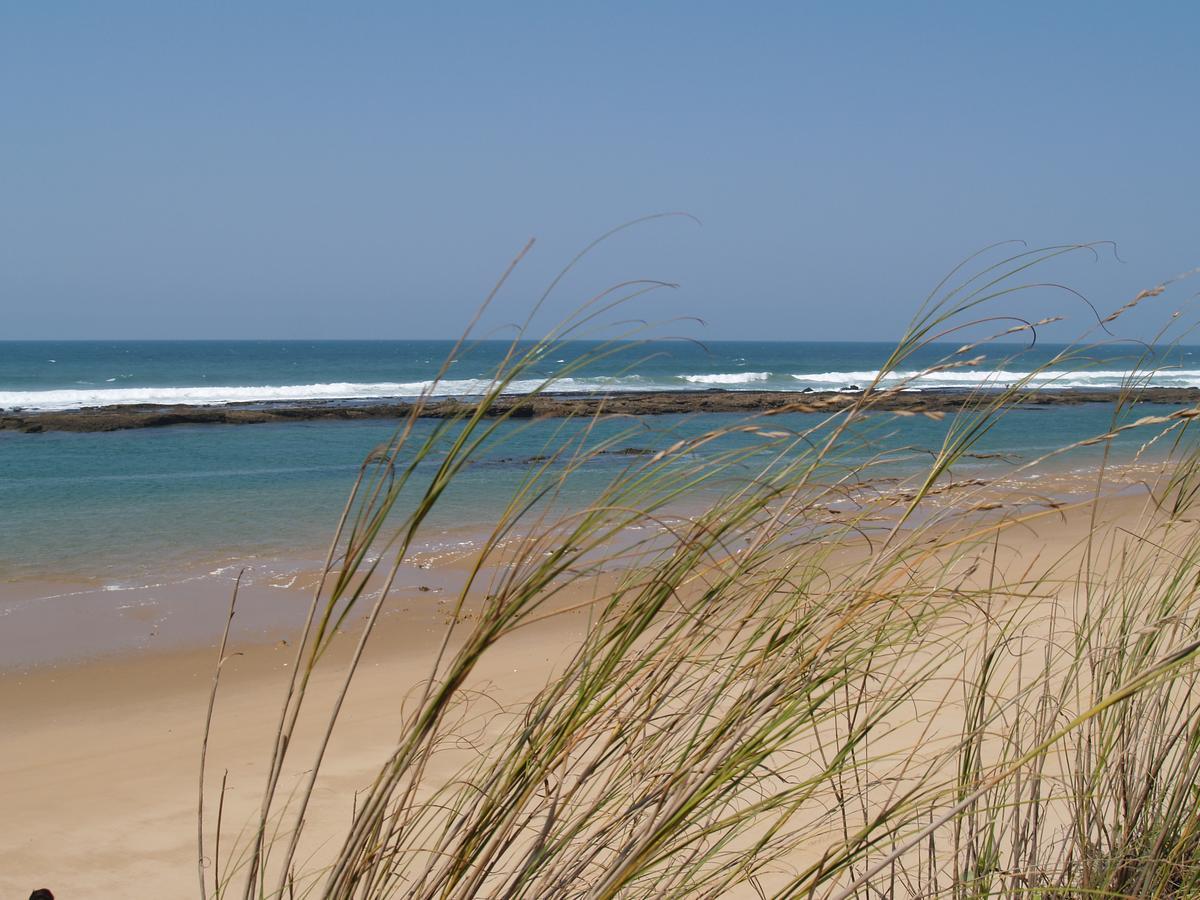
2 2 1198 342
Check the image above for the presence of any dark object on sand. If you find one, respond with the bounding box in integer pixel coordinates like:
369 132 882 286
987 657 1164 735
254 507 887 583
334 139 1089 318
30 891 54 900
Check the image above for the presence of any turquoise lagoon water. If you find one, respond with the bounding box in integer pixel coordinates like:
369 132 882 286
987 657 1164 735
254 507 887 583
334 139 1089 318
2 340 1198 583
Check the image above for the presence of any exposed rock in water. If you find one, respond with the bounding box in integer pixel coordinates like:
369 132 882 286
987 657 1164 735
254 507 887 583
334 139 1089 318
2 388 1199 434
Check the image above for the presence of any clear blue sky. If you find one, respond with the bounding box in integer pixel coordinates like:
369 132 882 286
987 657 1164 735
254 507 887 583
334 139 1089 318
3 2 1197 341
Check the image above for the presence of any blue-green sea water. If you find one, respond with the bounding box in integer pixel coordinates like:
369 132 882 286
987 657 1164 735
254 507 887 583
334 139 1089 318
5 339 1200 407
2 340 1198 584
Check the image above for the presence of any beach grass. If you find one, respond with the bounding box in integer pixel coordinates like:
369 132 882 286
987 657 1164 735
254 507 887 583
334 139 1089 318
201 238 1200 898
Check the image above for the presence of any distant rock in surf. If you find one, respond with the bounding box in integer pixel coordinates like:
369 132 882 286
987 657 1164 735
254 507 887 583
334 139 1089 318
4 388 1200 433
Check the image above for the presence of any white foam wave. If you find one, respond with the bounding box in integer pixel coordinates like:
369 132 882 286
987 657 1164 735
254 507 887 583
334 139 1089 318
0 375 706 410
4 367 1198 411
682 372 771 385
0 379 536 411
791 369 1200 390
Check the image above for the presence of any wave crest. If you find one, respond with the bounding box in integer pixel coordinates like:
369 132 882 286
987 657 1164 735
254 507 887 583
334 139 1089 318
3 367 1198 411
681 372 771 385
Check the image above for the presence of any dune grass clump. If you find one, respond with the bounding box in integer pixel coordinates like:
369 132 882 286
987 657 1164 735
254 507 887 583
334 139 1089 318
916 496 1200 900
201 234 1200 898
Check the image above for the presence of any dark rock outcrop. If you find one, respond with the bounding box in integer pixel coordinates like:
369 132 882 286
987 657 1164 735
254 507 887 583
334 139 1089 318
2 388 1198 434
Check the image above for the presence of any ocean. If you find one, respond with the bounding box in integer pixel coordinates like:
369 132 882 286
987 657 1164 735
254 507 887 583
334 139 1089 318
2 339 1197 584
4 339 1200 410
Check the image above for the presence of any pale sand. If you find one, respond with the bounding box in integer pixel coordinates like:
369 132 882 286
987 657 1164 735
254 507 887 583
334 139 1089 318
0 550 602 897
0 480 1174 897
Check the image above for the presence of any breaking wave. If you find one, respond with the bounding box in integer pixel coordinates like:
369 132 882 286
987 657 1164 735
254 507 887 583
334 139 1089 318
789 369 1200 390
3 367 1198 411
0 378 654 411
682 372 772 385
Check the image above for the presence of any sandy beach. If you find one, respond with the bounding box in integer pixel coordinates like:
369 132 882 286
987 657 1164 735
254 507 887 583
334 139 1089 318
0 466 1177 897
0 554 597 896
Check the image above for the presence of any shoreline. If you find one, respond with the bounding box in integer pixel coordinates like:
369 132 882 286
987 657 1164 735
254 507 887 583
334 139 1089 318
0 457 1171 672
5 386 1200 432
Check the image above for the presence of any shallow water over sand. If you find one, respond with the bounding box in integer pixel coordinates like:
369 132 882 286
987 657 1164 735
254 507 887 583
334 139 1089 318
0 403 1189 585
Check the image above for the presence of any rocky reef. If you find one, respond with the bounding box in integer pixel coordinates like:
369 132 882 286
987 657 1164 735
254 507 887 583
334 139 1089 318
3 388 1199 433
